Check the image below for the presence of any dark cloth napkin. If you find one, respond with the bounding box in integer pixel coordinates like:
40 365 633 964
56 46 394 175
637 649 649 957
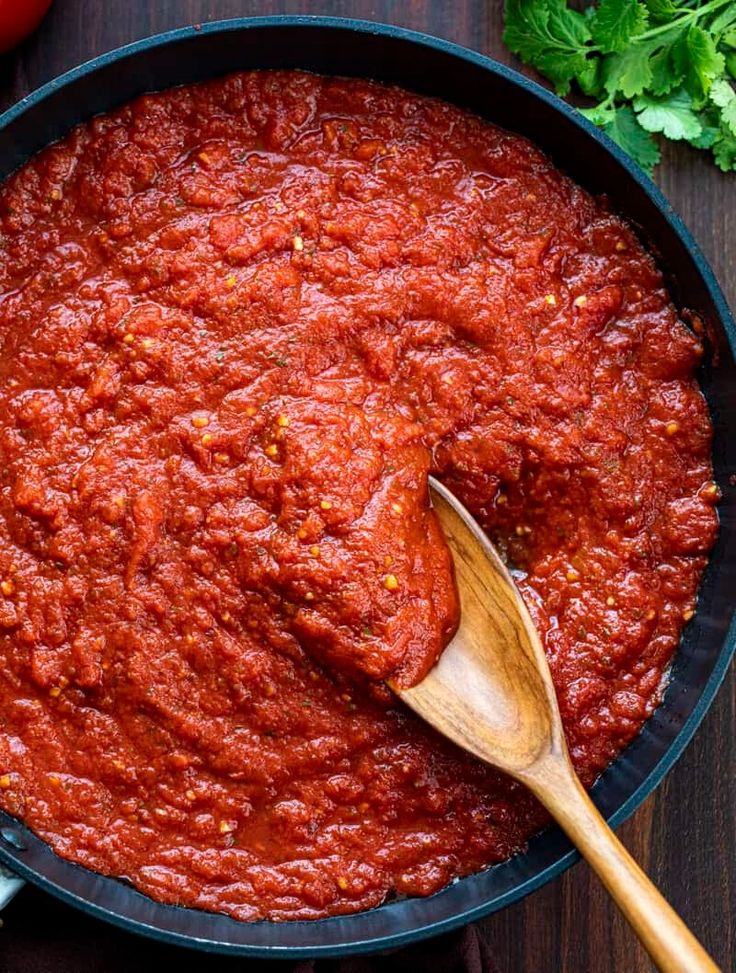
0 885 499 973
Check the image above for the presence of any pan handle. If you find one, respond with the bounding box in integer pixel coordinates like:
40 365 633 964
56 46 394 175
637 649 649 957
0 862 24 909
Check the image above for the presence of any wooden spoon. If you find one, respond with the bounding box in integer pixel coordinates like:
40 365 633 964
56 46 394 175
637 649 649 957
394 477 720 973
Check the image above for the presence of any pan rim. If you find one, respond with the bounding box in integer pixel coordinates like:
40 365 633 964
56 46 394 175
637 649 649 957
0 14 733 959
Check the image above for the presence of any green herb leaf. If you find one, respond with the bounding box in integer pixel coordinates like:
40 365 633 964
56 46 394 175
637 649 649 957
710 77 736 135
648 45 683 95
644 0 677 22
503 0 594 94
592 0 649 54
602 105 662 173
503 0 736 174
674 26 725 102
713 129 736 170
690 125 721 149
709 6 736 37
577 56 603 96
634 88 703 140
604 43 657 98
579 103 617 127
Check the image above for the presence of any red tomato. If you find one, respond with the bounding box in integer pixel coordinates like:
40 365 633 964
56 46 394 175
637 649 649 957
0 0 52 54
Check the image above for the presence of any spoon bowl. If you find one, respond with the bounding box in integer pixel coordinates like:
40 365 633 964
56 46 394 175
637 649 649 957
396 477 564 779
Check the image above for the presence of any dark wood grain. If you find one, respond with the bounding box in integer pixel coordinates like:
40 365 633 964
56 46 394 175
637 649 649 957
0 2 733 972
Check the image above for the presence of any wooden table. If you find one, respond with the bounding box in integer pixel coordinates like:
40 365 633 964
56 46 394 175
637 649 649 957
0 3 733 971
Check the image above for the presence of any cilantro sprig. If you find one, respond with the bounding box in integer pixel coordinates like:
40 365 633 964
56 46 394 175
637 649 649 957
503 0 736 174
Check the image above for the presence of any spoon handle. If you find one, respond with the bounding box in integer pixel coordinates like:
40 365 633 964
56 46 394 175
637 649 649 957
524 753 721 973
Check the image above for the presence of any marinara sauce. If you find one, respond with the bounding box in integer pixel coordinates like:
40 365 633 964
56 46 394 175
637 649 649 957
0 72 718 921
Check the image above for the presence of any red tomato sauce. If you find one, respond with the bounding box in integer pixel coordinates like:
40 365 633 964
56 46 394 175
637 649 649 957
0 71 718 921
